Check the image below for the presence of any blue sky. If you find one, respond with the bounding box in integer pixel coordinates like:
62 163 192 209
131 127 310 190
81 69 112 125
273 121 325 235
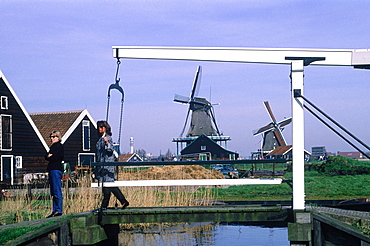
1 1 369 157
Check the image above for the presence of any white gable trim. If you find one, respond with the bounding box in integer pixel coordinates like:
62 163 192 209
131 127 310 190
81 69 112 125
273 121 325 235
127 153 143 162
0 70 49 151
62 109 97 144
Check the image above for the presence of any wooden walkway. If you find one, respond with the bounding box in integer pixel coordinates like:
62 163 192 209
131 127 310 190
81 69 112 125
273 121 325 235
93 205 289 224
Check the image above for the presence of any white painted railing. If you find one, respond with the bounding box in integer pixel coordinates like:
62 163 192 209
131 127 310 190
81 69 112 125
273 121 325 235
91 178 283 187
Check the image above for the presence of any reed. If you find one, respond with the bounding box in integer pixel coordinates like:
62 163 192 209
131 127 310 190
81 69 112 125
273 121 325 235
0 165 218 225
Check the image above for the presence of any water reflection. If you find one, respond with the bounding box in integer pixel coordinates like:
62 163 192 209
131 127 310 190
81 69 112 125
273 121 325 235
119 222 288 246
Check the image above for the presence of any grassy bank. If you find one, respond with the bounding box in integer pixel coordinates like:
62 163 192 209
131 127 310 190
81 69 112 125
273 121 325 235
1 161 370 225
214 170 370 201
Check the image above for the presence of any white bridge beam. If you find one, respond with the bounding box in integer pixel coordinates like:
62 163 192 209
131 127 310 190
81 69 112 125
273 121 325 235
112 46 370 210
91 178 283 187
113 46 370 67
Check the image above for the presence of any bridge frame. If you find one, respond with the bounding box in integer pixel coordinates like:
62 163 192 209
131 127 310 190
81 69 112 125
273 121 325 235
91 159 286 186
112 46 370 210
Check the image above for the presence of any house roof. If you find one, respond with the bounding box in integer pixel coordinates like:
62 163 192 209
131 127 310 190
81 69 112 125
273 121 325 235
118 153 143 162
30 109 96 145
267 145 292 156
267 145 311 156
181 134 238 157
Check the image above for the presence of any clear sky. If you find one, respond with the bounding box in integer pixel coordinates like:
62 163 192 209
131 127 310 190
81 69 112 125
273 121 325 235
1 1 369 157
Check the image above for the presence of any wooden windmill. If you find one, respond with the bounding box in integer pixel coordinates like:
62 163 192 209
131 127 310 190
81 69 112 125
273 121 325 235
174 66 222 138
253 101 292 156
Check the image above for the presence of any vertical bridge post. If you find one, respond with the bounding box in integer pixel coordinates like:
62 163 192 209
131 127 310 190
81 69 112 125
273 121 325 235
290 59 305 210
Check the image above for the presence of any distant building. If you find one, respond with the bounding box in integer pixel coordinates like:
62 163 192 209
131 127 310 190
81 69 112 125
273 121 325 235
180 134 239 160
118 153 143 162
311 146 327 161
337 151 362 159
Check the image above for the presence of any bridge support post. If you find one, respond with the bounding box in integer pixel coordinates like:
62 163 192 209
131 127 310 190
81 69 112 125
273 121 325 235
101 224 119 246
288 211 312 246
290 59 305 210
70 212 107 245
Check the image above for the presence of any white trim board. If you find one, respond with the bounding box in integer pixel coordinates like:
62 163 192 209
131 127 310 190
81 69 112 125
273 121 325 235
91 178 283 187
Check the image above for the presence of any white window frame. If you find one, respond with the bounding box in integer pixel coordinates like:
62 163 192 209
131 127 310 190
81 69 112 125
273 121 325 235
78 153 95 166
1 96 8 110
82 120 90 151
15 156 22 168
1 155 14 185
0 114 12 151
201 145 206 151
199 153 207 160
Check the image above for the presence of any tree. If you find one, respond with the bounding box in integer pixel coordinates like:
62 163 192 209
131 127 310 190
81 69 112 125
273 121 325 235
136 149 147 160
165 148 173 158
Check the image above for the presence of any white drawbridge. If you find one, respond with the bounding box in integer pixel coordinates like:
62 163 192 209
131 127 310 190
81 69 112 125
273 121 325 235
111 46 370 210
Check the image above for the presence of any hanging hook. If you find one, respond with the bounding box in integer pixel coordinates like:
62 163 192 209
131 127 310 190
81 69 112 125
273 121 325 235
115 58 121 84
107 58 124 99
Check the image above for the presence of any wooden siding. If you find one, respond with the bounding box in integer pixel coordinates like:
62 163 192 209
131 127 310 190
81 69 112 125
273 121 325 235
63 115 98 169
1 77 48 184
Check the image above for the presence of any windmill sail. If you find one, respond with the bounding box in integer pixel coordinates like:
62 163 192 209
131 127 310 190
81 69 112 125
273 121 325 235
253 101 292 155
174 66 221 138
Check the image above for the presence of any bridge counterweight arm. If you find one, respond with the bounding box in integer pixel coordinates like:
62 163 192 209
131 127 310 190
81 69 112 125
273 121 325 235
113 46 370 68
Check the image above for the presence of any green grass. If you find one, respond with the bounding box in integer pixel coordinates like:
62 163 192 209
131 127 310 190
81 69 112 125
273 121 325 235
0 220 56 244
214 171 370 201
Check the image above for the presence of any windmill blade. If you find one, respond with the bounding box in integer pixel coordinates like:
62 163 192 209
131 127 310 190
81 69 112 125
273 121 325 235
174 94 190 104
263 101 277 123
253 123 275 136
190 66 202 99
180 106 192 137
278 117 292 128
272 128 287 146
209 106 222 136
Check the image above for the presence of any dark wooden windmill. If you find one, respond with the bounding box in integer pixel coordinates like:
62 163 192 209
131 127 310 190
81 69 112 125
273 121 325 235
253 101 292 156
174 66 222 138
172 66 231 156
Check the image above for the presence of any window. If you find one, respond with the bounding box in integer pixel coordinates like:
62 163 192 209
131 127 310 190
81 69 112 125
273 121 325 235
1 96 8 110
78 153 95 167
15 156 22 168
82 120 90 151
0 114 12 150
199 153 207 160
201 145 206 151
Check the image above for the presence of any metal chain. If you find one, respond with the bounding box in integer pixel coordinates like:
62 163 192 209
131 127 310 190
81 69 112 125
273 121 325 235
117 99 124 147
115 58 121 83
106 58 125 150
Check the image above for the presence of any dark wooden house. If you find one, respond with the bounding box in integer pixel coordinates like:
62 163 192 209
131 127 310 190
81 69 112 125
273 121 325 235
180 134 239 160
30 110 99 170
1 70 100 184
1 71 48 184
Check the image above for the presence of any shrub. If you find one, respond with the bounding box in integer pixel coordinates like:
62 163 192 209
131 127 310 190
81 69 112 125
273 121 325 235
318 156 370 176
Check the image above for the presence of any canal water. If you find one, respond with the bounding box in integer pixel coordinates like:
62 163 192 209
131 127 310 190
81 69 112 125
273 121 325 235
119 222 289 245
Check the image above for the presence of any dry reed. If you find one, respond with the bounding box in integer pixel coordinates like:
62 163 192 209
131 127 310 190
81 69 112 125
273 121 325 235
0 165 220 225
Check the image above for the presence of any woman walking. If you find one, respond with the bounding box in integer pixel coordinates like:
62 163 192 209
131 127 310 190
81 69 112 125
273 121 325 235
95 120 129 209
45 130 64 218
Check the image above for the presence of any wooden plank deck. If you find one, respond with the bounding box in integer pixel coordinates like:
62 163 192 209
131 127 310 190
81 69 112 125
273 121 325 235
92 205 290 224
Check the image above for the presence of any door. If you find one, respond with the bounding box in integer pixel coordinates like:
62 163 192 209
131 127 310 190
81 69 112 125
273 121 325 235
1 155 13 184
